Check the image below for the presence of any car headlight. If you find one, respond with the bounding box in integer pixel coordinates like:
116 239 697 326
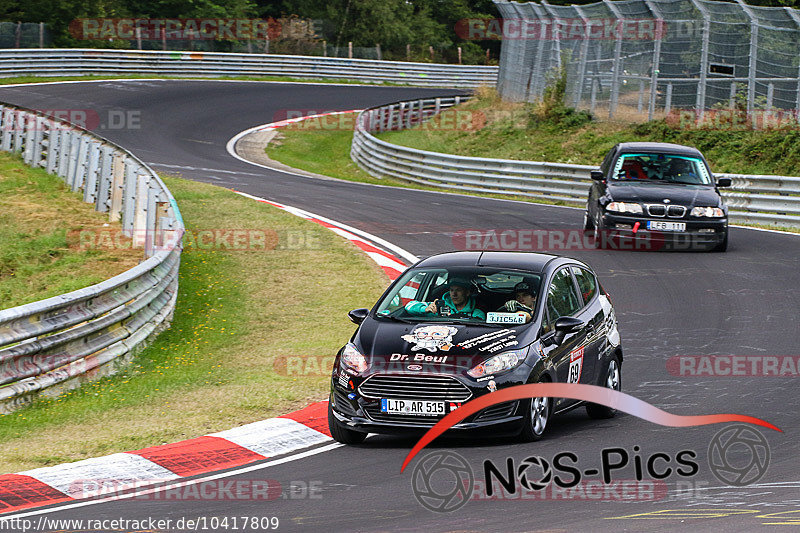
606 202 643 214
691 206 724 217
468 348 526 378
341 343 368 373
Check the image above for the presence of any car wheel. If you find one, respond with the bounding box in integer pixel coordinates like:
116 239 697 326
519 389 551 442
583 211 594 231
592 217 605 249
328 397 367 444
586 356 622 419
711 232 728 253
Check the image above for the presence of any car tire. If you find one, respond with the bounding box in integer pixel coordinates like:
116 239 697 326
328 397 367 444
583 211 594 231
711 232 728 253
518 386 551 442
586 356 622 419
593 217 605 249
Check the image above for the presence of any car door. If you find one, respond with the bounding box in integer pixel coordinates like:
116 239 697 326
569 266 604 385
539 267 592 410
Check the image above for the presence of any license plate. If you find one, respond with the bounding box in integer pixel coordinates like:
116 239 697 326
381 399 446 416
647 220 686 231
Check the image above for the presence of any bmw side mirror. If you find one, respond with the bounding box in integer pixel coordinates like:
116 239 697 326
553 316 585 344
348 308 369 325
716 177 732 188
590 170 605 181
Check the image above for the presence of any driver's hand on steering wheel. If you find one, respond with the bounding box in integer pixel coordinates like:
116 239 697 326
425 301 438 313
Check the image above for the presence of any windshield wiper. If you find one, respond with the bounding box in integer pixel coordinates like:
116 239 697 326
374 314 415 324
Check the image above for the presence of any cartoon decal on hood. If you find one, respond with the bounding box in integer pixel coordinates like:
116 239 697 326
401 325 459 353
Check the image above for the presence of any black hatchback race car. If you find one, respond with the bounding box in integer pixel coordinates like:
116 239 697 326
584 142 730 251
328 251 623 444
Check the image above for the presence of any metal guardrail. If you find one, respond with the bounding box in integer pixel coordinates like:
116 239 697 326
351 97 800 228
0 49 498 88
0 103 184 413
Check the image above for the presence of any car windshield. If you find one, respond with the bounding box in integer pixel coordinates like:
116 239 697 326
612 153 712 185
375 267 543 325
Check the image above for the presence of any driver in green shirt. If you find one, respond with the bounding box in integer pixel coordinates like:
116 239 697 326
405 277 486 320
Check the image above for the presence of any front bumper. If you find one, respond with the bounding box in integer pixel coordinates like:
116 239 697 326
599 213 727 250
329 367 532 437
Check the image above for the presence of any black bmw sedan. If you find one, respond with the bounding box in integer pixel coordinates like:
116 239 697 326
328 251 623 444
584 142 730 251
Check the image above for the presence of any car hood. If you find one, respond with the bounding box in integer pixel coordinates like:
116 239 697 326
355 318 529 370
607 181 721 206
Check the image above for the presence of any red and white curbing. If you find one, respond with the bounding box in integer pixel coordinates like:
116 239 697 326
0 401 331 514
0 191 414 515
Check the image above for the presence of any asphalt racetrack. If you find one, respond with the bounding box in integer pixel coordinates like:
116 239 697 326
1 80 799 532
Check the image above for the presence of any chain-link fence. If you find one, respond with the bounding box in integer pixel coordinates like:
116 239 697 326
0 22 51 48
495 0 800 121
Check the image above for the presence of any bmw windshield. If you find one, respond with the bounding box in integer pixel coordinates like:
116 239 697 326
375 267 543 325
612 153 713 185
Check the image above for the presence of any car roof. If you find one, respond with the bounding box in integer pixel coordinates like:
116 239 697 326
616 142 703 158
413 251 582 274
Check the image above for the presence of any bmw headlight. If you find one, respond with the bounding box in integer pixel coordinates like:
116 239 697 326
341 343 368 373
606 202 643 214
468 348 526 378
691 206 724 217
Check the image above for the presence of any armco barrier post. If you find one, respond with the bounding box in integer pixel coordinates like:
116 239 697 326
0 108 12 151
133 169 149 248
45 119 59 174
121 159 137 235
72 136 90 192
57 128 71 178
109 153 125 221
66 131 81 190
96 145 113 212
13 111 25 153
83 141 101 204
22 114 36 164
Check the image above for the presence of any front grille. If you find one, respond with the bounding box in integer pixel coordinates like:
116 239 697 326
474 401 518 422
359 374 472 402
667 205 686 218
646 204 666 217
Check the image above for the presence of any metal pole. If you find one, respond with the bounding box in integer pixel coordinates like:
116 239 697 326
689 0 711 118
736 0 759 118
783 8 800 121
39 22 44 48
604 0 625 119
572 6 592 108
644 0 664 120
665 82 673 114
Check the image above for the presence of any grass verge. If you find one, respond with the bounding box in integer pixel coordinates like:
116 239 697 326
0 175 389 473
0 74 409 87
0 152 142 308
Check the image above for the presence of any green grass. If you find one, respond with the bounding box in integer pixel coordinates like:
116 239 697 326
0 175 389 473
0 152 142 309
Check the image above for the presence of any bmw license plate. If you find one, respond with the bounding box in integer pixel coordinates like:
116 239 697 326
647 220 686 232
381 399 446 416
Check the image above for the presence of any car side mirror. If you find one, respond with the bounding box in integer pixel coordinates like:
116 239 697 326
716 177 732 188
553 316 585 344
590 170 605 181
348 308 369 325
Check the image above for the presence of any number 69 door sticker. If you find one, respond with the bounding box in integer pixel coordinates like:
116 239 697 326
567 347 584 384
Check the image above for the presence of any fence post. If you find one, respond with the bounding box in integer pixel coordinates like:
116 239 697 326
688 0 711 117
736 0 759 119
784 8 800 121
665 82 673 114
604 0 625 119
39 23 45 48
644 0 664 121
730 82 737 109
572 6 592 108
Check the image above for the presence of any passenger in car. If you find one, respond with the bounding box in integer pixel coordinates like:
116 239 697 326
498 282 537 323
405 277 486 320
